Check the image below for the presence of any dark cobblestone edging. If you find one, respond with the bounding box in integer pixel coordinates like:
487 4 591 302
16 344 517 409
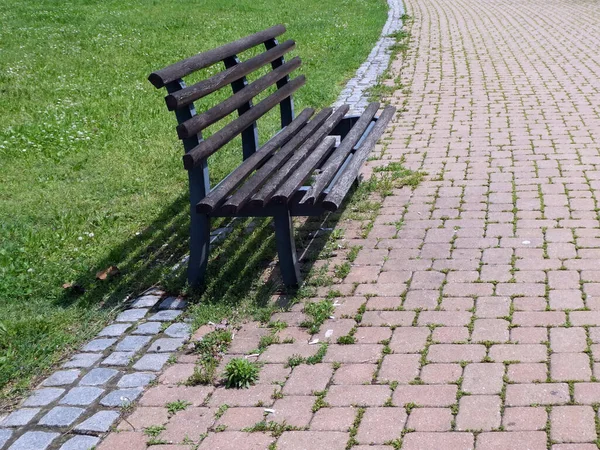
0 289 191 450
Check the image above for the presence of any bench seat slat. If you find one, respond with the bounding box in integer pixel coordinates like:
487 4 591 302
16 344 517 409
322 105 396 211
196 107 314 214
300 102 380 205
176 57 301 136
182 75 305 168
218 107 334 214
249 105 349 208
165 40 296 110
148 24 286 88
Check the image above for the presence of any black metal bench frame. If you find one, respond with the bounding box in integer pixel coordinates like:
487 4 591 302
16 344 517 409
148 25 395 287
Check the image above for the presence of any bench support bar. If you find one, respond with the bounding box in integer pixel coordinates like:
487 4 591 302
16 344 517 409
273 206 301 287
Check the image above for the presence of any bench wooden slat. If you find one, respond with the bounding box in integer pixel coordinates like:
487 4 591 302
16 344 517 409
148 24 286 88
165 40 296 110
182 75 305 169
196 107 314 214
248 105 349 208
300 102 380 205
175 57 301 136
219 107 334 214
271 136 337 204
322 105 396 211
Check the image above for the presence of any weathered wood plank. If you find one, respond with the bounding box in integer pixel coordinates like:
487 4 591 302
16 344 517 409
300 102 380 205
322 105 396 211
219 107 334 214
148 25 286 88
196 108 314 214
181 76 305 168
249 104 349 208
164 40 296 110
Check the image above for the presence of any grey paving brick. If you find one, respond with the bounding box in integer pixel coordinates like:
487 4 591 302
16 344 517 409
39 406 85 427
117 372 156 388
82 338 117 352
97 323 131 337
99 388 143 407
0 429 12 448
115 335 151 353
73 410 120 434
59 387 104 406
101 352 135 367
132 353 171 371
148 338 185 353
42 369 81 387
132 322 162 335
148 310 182 322
79 368 119 386
158 296 187 310
131 295 162 308
8 431 59 450
115 309 148 323
63 353 102 369
59 435 100 450
164 323 191 339
0 408 40 427
22 388 64 407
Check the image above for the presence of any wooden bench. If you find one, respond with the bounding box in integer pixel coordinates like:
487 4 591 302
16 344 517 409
148 24 395 287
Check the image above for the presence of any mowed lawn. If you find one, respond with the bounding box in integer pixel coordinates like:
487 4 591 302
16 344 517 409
0 0 387 407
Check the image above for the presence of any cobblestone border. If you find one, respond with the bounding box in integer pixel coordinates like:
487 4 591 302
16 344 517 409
334 0 405 113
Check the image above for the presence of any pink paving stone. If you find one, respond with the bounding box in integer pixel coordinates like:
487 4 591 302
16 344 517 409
590 327 600 343
462 363 504 394
476 432 548 450
160 364 196 385
360 311 414 326
513 312 566 326
333 297 365 318
507 363 547 383
215 407 266 430
272 396 315 427
354 327 392 344
573 383 600 404
427 344 486 363
323 344 382 364
345 266 380 284
378 354 421 383
356 282 407 297
551 353 592 381
159 408 214 443
411 271 446 289
315 319 356 343
440 297 475 311
431 327 469 343
550 290 585 310
420 363 463 384
325 385 390 407
258 343 318 363
148 446 194 450
392 385 457 407
283 364 333 395
310 407 356 431
503 407 548 431
366 297 402 310
140 385 214 407
197 432 274 449
277 431 349 450
208 385 278 407
332 364 376 384
456 395 501 431
571 311 600 326
257 363 291 384
118 407 169 431
418 311 472 327
471 319 510 343
511 327 548 344
548 271 580 289
551 406 596 443
476 297 511 318
406 407 452 431
513 296 547 311
550 328 587 353
97 432 147 450
505 383 570 406
355 407 406 444
403 290 440 309
401 432 474 450
552 446 599 450
444 282 494 297
390 327 430 352
488 344 547 363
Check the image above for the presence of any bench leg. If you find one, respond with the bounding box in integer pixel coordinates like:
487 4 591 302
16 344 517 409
188 212 210 287
274 207 301 287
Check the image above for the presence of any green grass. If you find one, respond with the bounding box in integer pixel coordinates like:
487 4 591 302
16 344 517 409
0 0 387 408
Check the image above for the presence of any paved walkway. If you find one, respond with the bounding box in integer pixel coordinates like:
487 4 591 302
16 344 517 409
37 0 600 449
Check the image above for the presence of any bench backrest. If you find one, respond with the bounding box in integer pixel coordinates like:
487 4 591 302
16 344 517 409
148 25 302 200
